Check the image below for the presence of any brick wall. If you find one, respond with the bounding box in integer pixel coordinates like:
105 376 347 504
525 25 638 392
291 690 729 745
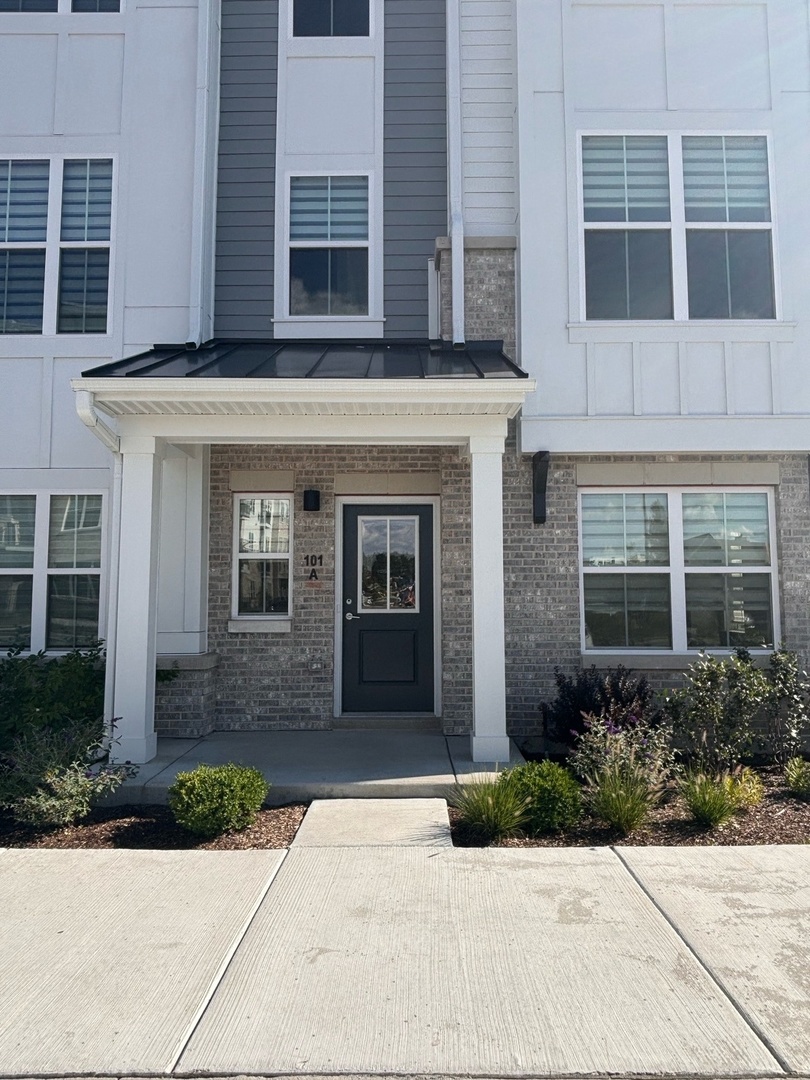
439 245 517 357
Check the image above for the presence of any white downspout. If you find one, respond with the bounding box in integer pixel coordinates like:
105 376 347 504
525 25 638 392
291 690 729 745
446 0 465 347
74 389 120 453
103 452 124 743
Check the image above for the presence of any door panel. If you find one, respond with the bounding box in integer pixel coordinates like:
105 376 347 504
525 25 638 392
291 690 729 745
341 503 434 712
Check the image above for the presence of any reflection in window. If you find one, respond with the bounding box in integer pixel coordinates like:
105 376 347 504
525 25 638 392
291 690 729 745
361 517 417 611
235 496 292 617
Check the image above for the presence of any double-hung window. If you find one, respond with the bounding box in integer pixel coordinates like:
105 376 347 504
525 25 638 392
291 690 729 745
0 493 102 651
0 157 113 334
581 135 775 320
233 496 292 619
293 0 368 36
288 175 369 317
580 489 776 652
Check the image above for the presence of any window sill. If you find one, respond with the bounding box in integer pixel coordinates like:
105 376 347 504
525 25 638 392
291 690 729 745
272 317 385 340
582 650 773 670
228 619 292 635
568 321 796 344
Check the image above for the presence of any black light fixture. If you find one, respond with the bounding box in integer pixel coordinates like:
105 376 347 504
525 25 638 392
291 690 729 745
303 489 321 512
532 451 550 524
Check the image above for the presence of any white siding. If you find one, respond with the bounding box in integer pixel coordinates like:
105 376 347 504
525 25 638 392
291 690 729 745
517 0 810 451
461 0 517 234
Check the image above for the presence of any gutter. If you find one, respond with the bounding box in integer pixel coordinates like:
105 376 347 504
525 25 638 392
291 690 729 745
446 0 465 348
74 389 121 453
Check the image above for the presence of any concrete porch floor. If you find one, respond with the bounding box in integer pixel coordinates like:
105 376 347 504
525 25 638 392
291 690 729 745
109 729 525 805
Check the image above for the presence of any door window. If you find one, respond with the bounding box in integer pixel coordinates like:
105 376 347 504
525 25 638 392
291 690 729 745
359 516 418 612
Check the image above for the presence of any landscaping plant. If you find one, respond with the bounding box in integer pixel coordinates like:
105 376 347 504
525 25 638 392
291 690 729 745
679 772 740 828
168 762 269 837
663 650 769 771
498 760 582 834
763 649 810 765
784 756 810 799
568 708 676 789
539 664 653 747
451 776 529 843
585 760 660 836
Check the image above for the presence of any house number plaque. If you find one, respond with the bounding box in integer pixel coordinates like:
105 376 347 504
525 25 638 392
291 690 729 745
304 553 325 585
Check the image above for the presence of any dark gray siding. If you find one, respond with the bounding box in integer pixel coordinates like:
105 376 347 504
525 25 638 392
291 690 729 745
384 0 447 338
214 0 278 338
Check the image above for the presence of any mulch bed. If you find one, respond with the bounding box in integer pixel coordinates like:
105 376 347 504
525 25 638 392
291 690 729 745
450 766 810 847
0 803 307 850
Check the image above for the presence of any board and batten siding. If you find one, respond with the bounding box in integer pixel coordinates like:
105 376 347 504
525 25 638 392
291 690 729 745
461 0 517 234
214 0 278 338
384 0 448 338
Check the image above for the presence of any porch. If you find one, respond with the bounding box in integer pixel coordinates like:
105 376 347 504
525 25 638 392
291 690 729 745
107 728 525 806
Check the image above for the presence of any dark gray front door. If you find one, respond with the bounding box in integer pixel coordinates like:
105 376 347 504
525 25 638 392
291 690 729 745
341 503 434 712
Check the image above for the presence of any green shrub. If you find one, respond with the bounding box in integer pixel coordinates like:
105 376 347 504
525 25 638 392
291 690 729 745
569 710 676 788
498 760 582 834
663 650 769 772
763 649 810 765
785 757 810 799
168 763 269 837
540 665 653 747
585 763 659 836
13 761 134 828
679 772 739 828
0 644 105 755
451 777 528 844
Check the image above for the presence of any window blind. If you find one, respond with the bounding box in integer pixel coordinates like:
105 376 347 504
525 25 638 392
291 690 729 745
0 161 49 243
61 160 113 242
290 176 368 241
583 136 670 222
683 136 770 223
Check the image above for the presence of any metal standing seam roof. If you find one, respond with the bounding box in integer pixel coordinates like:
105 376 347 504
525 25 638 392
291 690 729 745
81 339 528 380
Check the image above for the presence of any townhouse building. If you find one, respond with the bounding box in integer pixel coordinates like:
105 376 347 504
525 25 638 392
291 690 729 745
1 0 808 763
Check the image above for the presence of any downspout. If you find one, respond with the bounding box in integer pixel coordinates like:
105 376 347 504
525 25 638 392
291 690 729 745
446 0 465 347
74 389 120 453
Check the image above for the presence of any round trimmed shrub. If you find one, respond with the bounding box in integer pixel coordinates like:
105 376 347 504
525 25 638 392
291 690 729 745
168 762 269 837
499 760 583 834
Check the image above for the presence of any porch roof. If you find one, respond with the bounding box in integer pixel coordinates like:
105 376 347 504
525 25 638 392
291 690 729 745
82 338 527 381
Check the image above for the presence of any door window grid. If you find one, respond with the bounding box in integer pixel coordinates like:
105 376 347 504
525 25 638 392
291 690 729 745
580 134 776 321
358 516 419 612
579 489 777 652
292 0 369 37
0 493 102 652
232 495 292 618
0 156 113 335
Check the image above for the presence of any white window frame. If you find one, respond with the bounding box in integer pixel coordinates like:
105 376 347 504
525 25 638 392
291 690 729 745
578 486 780 655
0 491 105 654
0 154 116 338
231 493 293 622
577 132 780 324
276 170 382 336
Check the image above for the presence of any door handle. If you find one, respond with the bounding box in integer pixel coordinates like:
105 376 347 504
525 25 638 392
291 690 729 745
345 612 360 621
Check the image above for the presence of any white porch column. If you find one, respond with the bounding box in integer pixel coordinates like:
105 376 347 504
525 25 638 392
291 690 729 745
468 435 510 762
110 436 164 763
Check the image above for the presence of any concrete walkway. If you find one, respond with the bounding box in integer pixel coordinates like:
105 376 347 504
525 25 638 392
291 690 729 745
110 729 524 805
1 836 808 1078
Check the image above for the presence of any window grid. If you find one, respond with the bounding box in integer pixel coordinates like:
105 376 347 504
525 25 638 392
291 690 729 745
580 133 776 322
0 492 103 652
232 494 293 619
579 488 778 653
0 156 113 336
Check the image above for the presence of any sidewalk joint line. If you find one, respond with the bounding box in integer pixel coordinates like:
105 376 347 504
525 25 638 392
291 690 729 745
164 848 291 1075
611 846 795 1077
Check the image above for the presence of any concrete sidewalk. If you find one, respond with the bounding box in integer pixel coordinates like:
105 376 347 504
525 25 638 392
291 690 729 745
0 837 808 1078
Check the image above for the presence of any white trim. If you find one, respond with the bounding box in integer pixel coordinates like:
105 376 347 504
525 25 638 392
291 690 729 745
577 485 780 656
333 494 441 719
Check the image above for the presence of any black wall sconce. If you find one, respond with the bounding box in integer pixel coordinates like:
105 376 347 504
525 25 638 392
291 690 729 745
303 489 321 512
532 451 550 524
